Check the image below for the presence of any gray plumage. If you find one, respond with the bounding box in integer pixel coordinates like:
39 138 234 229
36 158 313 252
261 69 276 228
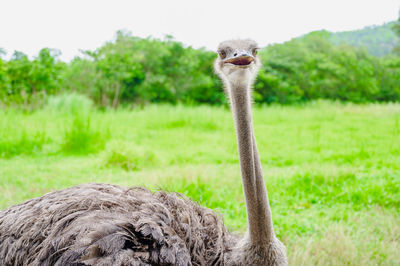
0 183 234 265
0 39 287 266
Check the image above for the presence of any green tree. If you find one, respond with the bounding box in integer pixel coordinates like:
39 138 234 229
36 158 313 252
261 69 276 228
0 49 9 103
76 31 224 107
5 49 64 106
256 31 384 103
61 57 99 98
29 48 64 95
6 51 33 104
376 56 400 101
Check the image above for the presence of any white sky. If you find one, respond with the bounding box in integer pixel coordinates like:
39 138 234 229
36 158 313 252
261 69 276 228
1 0 399 61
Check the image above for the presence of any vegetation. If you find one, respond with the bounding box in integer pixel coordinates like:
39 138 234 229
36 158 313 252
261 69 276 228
0 101 399 265
330 22 399 57
256 30 400 103
1 17 400 107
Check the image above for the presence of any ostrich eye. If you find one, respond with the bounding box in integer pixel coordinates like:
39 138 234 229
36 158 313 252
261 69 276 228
252 48 259 56
219 50 226 59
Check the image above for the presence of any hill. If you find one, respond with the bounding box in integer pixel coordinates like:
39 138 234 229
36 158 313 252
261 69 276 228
329 22 399 57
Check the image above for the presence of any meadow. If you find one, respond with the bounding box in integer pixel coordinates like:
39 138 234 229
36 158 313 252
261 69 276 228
0 98 399 265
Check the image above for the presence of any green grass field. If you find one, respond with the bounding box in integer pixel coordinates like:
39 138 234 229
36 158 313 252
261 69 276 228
1 101 400 265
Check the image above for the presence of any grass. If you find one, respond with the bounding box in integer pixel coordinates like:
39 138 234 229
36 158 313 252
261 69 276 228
0 101 399 265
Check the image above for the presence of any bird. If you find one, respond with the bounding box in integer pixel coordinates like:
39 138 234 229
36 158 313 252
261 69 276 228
0 39 287 266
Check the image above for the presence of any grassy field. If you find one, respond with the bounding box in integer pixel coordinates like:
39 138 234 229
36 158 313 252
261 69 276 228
1 100 400 265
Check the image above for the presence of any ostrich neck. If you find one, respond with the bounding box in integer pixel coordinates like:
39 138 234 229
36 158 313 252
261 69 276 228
228 80 275 245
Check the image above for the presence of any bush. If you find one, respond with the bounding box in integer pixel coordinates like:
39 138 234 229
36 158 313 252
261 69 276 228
61 114 104 154
103 140 157 171
0 131 47 158
45 93 93 114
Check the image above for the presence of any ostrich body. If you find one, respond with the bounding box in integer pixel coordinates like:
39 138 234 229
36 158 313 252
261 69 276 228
0 40 287 266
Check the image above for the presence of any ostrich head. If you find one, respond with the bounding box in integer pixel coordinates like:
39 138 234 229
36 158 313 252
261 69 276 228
214 39 260 88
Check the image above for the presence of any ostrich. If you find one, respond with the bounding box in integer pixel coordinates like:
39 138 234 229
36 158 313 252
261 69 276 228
0 39 287 266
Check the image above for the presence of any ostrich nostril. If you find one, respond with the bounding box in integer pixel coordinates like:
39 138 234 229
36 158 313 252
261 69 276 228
234 53 237 57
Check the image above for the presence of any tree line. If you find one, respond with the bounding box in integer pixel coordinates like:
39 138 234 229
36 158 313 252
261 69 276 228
1 25 400 108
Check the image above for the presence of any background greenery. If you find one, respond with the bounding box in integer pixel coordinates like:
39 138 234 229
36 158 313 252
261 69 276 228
0 17 399 108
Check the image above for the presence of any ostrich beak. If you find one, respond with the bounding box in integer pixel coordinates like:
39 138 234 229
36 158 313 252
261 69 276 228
223 52 254 66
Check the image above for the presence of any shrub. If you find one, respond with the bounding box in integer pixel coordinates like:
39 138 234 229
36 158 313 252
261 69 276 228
45 93 93 114
0 131 46 158
61 114 104 154
103 140 156 171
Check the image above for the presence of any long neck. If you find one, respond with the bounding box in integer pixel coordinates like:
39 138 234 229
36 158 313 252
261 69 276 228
228 80 275 245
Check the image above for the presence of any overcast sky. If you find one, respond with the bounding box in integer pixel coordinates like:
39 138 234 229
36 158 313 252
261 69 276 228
1 0 399 61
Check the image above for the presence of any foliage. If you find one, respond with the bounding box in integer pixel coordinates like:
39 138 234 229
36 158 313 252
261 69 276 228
0 25 400 106
256 31 400 103
62 32 224 107
2 49 65 108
